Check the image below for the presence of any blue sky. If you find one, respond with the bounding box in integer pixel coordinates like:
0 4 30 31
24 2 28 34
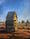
0 0 30 22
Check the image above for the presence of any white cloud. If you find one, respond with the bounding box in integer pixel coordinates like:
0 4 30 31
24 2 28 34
0 0 5 5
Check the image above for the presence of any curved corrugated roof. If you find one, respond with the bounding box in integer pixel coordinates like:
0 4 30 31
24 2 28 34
6 11 17 19
8 11 16 15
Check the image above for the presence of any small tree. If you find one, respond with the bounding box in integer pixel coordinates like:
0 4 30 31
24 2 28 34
21 20 25 23
26 20 29 26
26 20 29 23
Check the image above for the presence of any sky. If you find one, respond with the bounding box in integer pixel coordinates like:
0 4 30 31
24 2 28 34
0 0 30 22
